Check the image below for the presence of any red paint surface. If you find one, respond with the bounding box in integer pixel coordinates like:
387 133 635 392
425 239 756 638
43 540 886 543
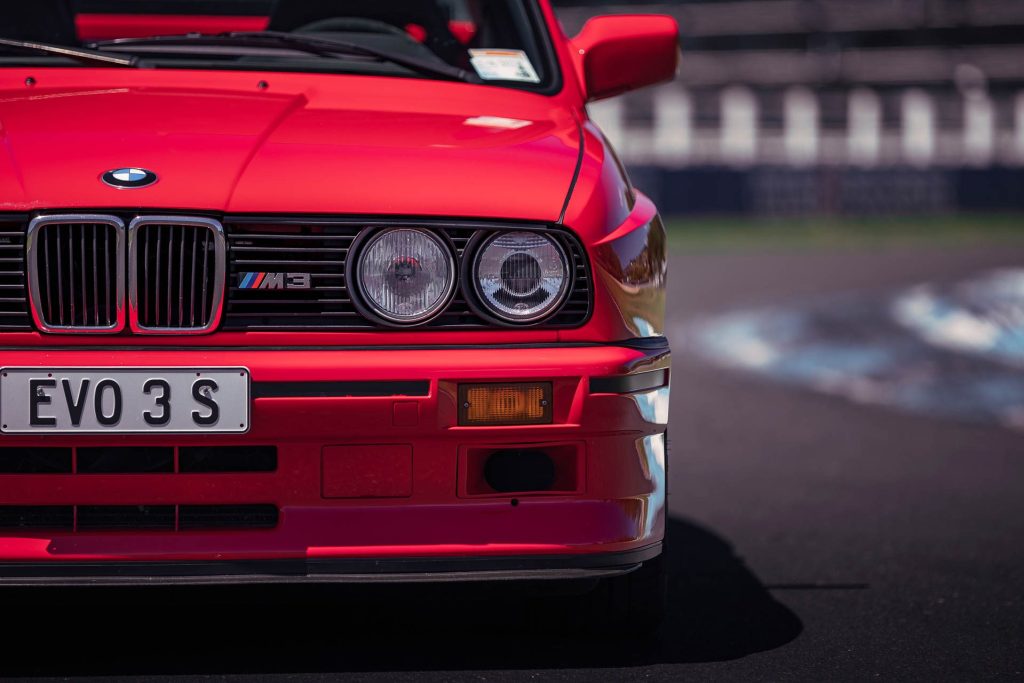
0 70 580 221
322 444 414 499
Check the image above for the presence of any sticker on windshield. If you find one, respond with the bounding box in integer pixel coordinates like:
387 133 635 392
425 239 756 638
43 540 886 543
469 49 540 83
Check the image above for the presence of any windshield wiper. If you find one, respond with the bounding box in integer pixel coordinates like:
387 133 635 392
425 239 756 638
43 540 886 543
90 31 480 83
0 37 138 67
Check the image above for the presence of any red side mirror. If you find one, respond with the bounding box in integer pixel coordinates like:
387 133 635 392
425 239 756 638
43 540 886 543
571 15 680 102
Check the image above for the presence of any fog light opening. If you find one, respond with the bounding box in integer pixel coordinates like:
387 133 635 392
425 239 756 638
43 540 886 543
483 449 556 493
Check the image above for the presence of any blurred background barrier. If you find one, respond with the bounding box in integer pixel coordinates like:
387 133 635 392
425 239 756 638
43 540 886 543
555 0 1024 215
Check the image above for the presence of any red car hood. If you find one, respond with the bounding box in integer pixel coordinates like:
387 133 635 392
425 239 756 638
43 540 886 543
0 70 581 221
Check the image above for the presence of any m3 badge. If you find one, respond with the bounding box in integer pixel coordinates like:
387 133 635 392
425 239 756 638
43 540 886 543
238 272 311 290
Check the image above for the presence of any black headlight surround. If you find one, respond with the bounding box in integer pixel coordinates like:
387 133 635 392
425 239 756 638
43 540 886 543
218 215 591 331
346 226 458 328
461 228 574 327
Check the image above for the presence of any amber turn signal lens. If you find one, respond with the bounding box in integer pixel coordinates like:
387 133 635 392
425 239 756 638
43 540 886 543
458 382 553 426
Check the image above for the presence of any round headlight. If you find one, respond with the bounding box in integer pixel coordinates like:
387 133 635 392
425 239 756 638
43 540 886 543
356 228 455 324
473 231 569 323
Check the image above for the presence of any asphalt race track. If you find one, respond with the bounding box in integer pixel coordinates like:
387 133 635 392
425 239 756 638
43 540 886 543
2 242 1023 681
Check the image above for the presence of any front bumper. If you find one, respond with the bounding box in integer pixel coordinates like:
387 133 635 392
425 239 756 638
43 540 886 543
0 342 669 581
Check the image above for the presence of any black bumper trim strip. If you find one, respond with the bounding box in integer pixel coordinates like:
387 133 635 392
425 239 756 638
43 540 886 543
590 369 669 395
252 380 430 399
615 335 670 352
0 543 662 586
0 337 671 353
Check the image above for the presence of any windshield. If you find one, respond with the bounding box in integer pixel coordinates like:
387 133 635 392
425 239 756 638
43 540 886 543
0 0 559 90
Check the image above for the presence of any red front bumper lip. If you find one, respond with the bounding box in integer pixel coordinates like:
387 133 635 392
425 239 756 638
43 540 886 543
0 500 651 562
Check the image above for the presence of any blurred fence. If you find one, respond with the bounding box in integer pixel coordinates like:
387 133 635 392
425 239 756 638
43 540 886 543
556 0 1024 215
588 86 1024 169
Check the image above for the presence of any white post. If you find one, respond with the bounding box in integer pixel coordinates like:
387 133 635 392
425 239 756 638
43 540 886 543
652 87 693 166
720 85 758 166
1015 92 1024 165
901 89 936 167
589 98 626 153
784 87 819 165
963 90 995 166
847 88 881 166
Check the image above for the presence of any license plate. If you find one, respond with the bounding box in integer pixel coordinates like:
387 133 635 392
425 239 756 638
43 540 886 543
0 368 250 434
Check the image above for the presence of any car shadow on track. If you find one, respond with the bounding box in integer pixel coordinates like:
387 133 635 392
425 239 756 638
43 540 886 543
0 518 801 676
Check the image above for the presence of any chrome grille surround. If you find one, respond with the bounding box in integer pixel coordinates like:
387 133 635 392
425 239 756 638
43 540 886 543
128 216 226 335
26 214 126 334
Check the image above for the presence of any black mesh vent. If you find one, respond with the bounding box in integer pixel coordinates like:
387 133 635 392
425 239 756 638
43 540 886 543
0 447 73 474
179 504 279 530
0 506 73 530
78 505 176 531
0 446 277 475
0 218 31 330
32 221 119 329
0 505 280 532
222 221 591 330
134 221 220 330
77 447 175 474
179 446 277 473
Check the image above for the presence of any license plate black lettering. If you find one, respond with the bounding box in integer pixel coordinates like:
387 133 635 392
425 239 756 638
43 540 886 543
29 378 56 427
62 378 90 426
143 378 171 426
93 379 123 426
191 378 220 426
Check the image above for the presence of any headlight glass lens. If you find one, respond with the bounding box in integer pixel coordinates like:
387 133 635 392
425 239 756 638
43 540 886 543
357 228 455 324
474 231 569 322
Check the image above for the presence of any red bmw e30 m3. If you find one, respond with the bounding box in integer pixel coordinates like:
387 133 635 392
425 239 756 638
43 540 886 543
0 0 676 625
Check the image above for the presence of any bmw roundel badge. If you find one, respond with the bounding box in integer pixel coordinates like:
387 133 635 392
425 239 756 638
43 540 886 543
101 167 158 189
